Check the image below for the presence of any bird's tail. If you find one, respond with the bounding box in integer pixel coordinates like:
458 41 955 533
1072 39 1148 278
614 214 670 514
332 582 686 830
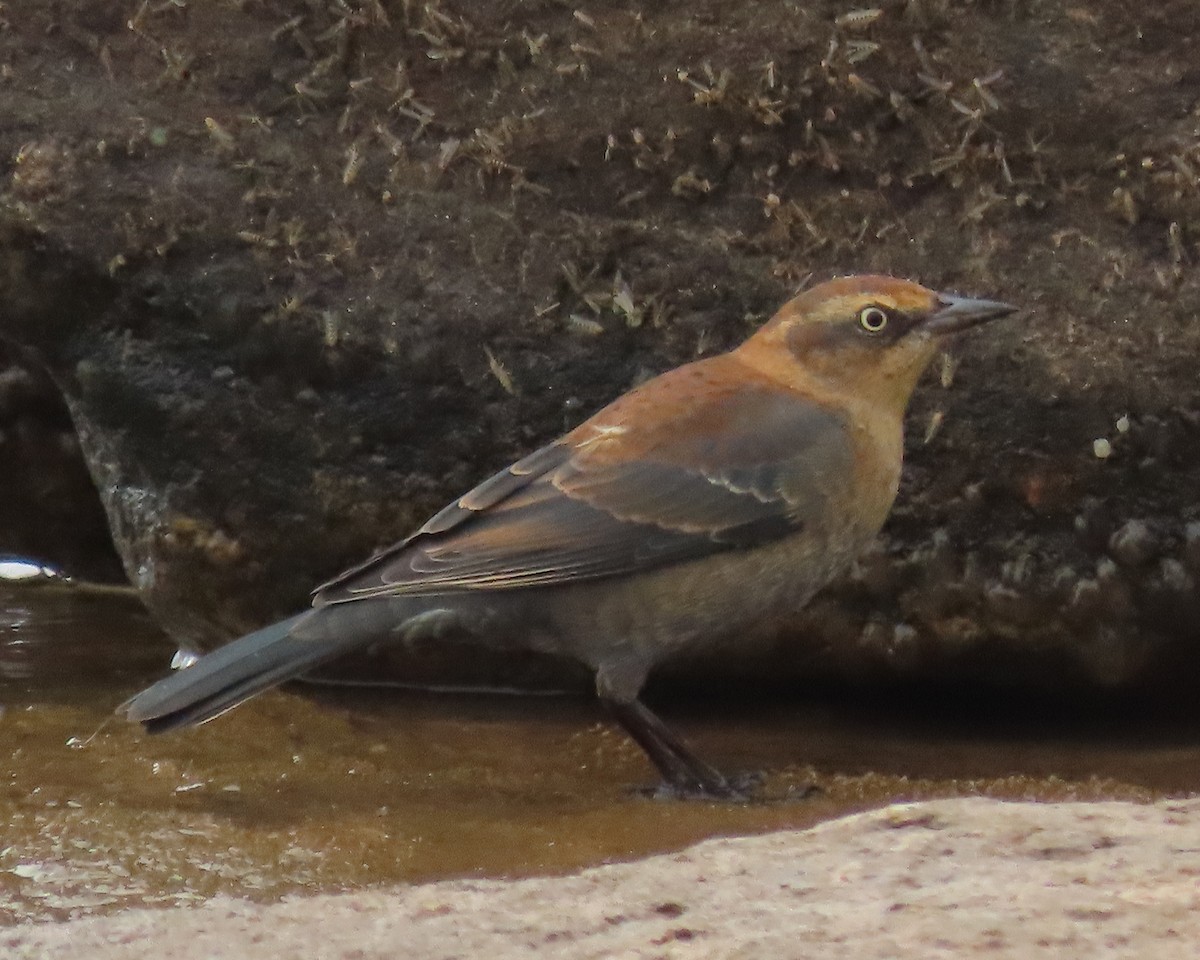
120 605 389 733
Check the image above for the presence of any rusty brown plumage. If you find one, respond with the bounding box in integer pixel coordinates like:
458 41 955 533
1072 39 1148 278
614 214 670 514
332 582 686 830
121 275 1016 799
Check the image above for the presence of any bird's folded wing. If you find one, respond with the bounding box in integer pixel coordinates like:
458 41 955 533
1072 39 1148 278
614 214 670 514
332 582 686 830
315 382 853 602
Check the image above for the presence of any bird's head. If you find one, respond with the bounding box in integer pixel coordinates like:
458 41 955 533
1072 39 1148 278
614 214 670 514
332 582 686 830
736 275 1016 412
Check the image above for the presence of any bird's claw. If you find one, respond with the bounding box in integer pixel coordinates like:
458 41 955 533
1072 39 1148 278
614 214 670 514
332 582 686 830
630 769 764 803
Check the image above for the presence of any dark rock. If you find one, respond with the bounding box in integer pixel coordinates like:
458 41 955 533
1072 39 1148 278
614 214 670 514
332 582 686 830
1183 522 1200 576
1094 559 1136 622
1077 625 1152 689
1048 565 1079 601
0 343 123 580
1107 520 1160 567
0 365 37 418
1156 558 1193 597
1068 579 1104 621
983 583 1032 627
1 0 1200 694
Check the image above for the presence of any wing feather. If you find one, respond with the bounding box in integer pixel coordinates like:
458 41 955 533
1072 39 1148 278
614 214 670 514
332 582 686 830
315 375 853 603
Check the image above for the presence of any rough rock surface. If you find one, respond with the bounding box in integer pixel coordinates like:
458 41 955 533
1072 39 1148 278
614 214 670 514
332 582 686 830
6 797 1199 959
1 1 1199 689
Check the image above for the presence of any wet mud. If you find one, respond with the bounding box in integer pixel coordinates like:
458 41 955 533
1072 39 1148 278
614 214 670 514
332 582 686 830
1 584 1195 926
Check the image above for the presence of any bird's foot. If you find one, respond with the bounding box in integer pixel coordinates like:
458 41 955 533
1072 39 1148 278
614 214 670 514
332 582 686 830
632 772 825 804
631 769 763 803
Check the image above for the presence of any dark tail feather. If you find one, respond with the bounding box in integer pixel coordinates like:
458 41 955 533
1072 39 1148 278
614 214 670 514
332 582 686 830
121 609 363 733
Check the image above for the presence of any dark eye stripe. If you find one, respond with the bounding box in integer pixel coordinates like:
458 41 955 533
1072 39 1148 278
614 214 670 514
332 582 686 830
861 306 918 342
785 306 919 357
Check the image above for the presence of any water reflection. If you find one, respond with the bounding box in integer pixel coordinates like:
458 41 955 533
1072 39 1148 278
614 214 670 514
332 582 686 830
1 602 34 679
0 584 162 691
0 583 1196 926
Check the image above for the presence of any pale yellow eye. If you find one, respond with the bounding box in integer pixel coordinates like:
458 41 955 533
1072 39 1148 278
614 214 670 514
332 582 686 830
859 306 889 333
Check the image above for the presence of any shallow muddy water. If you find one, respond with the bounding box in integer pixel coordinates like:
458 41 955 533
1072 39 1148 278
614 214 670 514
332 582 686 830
2 583 1197 926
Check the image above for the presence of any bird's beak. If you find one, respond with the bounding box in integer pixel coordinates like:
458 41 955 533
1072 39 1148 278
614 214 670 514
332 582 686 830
925 293 1017 335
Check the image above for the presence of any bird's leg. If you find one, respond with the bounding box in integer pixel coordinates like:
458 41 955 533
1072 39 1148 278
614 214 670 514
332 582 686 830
596 663 743 801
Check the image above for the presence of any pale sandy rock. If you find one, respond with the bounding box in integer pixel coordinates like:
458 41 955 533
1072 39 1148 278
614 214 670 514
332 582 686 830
6 797 1199 960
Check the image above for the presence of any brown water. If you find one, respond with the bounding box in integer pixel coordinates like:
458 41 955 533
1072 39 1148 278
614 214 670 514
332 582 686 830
2 583 1197 926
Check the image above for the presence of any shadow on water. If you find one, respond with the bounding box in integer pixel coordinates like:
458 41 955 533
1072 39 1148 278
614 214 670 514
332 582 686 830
1 583 1197 925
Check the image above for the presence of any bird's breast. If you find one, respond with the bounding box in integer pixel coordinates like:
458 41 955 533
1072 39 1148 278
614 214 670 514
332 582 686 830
846 405 905 534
